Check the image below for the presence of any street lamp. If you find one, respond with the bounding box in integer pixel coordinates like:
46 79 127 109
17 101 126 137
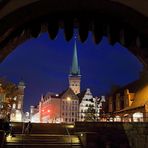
67 97 71 102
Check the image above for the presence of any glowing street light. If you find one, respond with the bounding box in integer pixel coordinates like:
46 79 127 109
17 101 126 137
67 97 71 101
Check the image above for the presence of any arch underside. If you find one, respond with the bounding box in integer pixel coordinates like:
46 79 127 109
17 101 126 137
0 0 148 66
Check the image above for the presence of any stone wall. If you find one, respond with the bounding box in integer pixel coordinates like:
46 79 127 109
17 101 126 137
75 122 148 148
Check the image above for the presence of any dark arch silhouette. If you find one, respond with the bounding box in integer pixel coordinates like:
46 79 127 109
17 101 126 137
0 0 148 66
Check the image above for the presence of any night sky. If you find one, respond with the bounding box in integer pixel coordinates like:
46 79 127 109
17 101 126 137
0 30 143 112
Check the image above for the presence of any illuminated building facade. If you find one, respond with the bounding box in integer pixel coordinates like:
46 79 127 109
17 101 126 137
0 80 25 122
30 88 79 123
78 88 96 121
78 88 105 121
102 69 148 122
10 80 26 122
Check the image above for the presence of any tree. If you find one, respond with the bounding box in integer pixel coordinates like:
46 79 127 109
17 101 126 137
84 105 96 122
0 77 17 98
0 78 17 120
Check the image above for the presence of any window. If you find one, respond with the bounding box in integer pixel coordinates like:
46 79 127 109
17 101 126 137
18 103 21 109
62 105 64 110
12 103 16 109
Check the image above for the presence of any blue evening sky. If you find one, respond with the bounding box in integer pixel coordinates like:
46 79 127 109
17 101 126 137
0 30 143 111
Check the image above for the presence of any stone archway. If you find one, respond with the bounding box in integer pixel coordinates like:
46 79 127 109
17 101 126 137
0 0 148 66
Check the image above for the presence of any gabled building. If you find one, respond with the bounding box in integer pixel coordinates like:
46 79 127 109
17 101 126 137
78 88 95 121
78 88 105 121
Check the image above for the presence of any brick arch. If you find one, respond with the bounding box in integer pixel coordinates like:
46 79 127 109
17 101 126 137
0 0 148 66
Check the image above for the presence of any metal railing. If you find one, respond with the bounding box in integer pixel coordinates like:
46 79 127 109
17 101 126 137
65 125 72 147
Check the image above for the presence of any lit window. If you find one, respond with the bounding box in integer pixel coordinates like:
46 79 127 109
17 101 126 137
12 103 16 109
18 103 21 109
13 97 17 101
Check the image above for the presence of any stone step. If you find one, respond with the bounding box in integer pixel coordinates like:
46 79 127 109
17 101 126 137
11 123 74 135
5 144 82 148
5 134 82 148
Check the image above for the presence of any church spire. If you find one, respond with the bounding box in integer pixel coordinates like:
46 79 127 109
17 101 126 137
69 36 81 94
70 38 80 76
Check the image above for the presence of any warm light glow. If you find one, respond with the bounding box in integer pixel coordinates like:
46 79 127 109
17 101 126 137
67 97 71 101
80 133 83 137
133 112 143 122
66 124 74 128
14 110 22 122
6 134 12 142
48 110 50 113
42 109 44 112
114 116 121 122
71 137 80 143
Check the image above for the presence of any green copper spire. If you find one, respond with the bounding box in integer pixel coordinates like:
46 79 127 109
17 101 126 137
70 39 80 76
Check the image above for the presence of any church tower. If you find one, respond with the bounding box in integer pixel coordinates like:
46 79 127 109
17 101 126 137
17 80 26 121
69 39 81 94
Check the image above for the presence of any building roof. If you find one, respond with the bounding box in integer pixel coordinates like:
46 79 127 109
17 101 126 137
43 92 60 101
60 87 79 100
70 40 80 76
77 90 87 103
111 77 148 96
115 77 148 112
